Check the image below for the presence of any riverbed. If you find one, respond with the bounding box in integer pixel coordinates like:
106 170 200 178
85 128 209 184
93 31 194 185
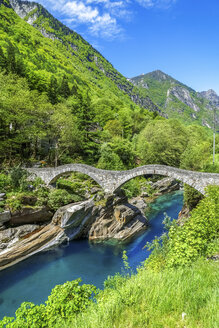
0 190 183 319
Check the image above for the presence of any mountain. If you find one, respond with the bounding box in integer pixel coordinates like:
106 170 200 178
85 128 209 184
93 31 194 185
0 0 160 115
130 70 219 128
3 0 216 128
0 0 165 165
199 89 219 107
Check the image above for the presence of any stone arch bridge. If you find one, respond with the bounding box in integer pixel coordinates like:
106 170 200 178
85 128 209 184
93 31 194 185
26 164 219 195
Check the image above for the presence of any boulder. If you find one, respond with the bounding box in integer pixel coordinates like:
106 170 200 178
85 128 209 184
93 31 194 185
0 211 11 224
52 199 99 240
0 224 66 270
10 207 53 226
21 195 37 206
129 197 147 212
177 205 190 226
152 178 180 195
0 224 41 251
89 192 148 242
0 193 6 201
52 190 148 243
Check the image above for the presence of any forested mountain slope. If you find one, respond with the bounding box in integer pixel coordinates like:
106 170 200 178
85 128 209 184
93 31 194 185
130 70 219 128
0 0 162 166
1 0 160 114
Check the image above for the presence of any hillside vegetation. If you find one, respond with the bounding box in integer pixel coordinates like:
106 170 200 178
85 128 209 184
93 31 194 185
0 0 160 166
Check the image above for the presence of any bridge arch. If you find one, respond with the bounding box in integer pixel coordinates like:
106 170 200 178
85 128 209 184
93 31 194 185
26 164 219 195
111 166 202 194
27 164 108 190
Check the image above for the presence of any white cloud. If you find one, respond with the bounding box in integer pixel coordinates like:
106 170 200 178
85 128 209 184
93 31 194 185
36 0 123 39
89 13 123 38
34 0 177 40
62 1 99 23
85 0 131 19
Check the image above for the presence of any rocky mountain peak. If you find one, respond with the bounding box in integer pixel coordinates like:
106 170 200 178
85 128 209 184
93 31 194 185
9 0 38 20
199 89 219 106
144 70 175 83
167 85 200 112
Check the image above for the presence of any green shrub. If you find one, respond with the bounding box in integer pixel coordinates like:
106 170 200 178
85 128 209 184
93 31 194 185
44 279 96 325
0 173 11 192
121 179 141 198
183 184 204 210
47 189 79 210
166 186 219 267
56 177 85 196
34 185 50 206
0 279 96 328
5 192 23 212
31 177 45 189
9 167 29 191
5 192 37 212
146 186 219 269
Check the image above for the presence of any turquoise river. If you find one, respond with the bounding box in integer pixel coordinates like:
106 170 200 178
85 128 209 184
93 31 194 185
0 190 183 319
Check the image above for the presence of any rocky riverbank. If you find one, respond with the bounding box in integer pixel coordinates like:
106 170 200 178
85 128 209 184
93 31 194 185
0 190 148 270
0 177 181 270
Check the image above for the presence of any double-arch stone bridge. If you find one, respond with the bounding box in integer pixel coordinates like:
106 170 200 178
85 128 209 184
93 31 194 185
26 164 219 195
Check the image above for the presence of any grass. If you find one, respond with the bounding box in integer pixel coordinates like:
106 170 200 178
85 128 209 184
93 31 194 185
59 259 219 328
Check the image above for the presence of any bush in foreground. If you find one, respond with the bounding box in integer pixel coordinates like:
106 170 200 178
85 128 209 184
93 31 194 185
0 279 96 328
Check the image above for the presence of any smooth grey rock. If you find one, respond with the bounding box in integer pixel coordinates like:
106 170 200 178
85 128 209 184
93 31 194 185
90 187 101 194
51 190 148 243
140 192 149 197
10 207 53 226
0 224 64 270
10 0 37 19
89 192 148 242
0 224 40 250
152 177 180 194
0 211 11 224
52 199 99 240
129 198 147 212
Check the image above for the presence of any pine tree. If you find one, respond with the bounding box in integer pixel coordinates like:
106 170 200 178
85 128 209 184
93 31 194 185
0 46 6 69
6 42 16 73
71 81 78 96
16 56 26 77
48 75 58 104
59 75 70 98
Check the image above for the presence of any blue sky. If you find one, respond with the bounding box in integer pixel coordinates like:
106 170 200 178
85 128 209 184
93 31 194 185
34 0 219 94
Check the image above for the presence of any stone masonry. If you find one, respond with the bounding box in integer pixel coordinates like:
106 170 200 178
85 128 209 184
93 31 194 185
26 164 219 195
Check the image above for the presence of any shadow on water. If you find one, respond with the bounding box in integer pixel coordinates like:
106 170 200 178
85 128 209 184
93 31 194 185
0 190 183 319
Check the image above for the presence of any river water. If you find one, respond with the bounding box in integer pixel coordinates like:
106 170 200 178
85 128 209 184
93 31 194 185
0 190 183 319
